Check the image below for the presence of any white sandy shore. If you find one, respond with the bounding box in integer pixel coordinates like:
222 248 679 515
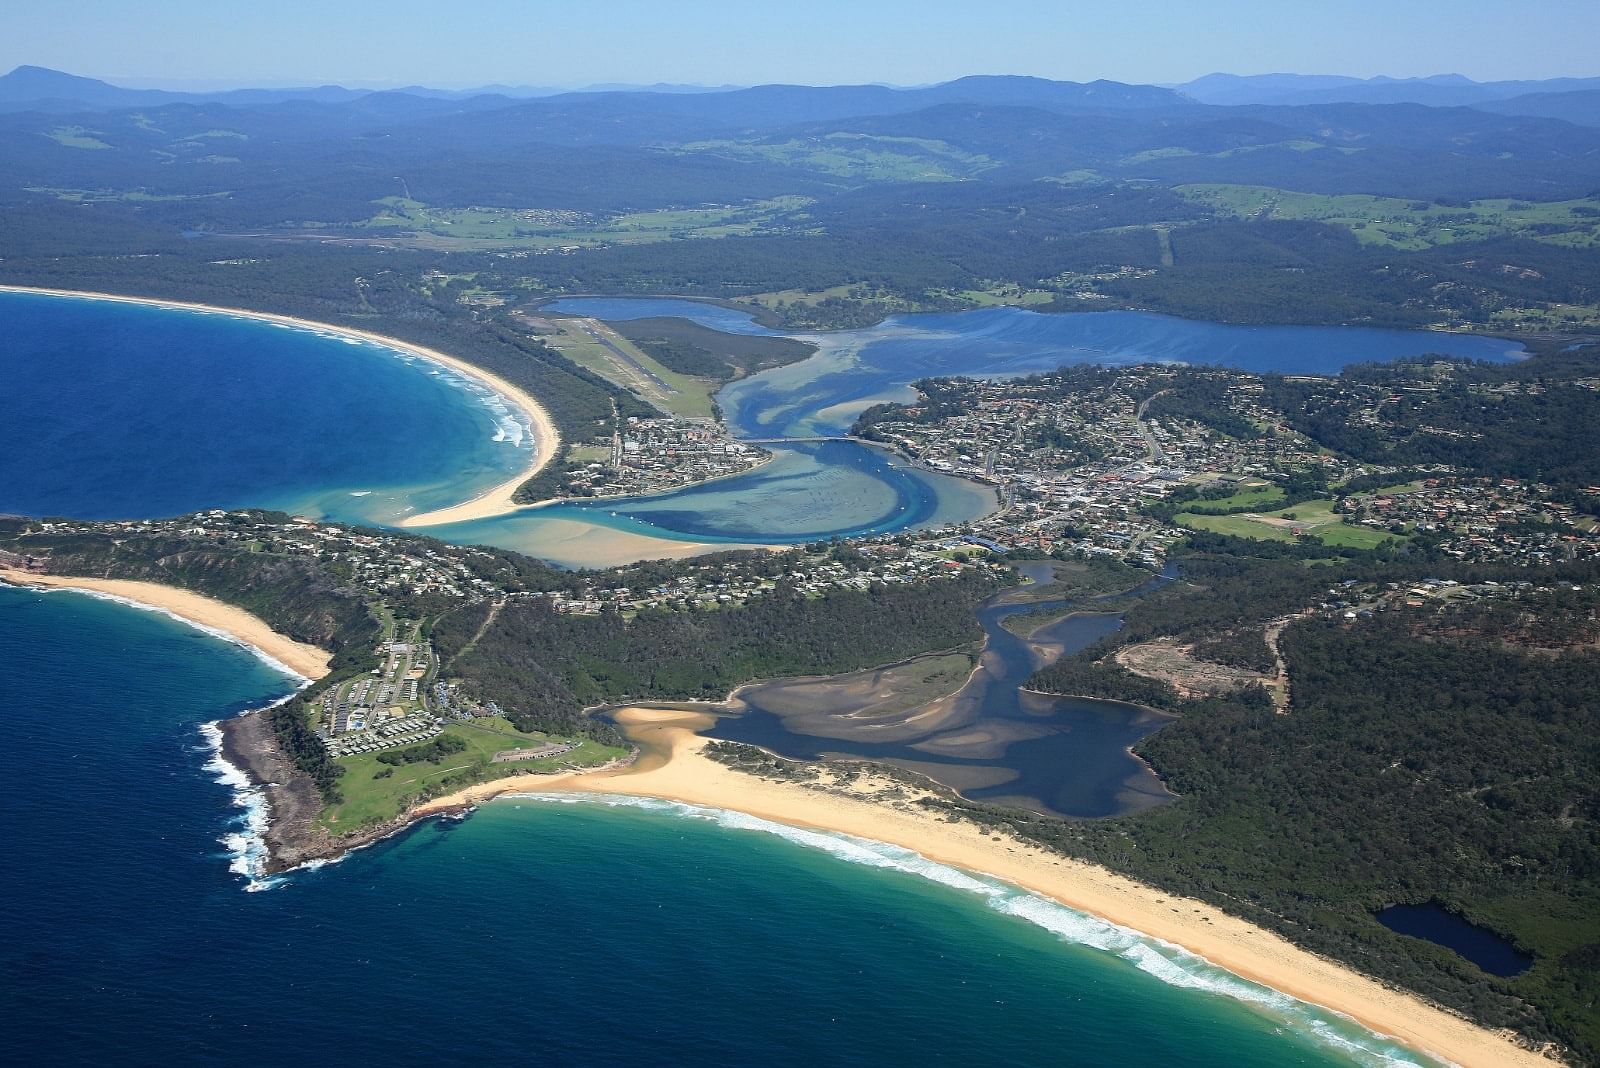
418 707 1556 1068
0 569 332 680
0 285 559 528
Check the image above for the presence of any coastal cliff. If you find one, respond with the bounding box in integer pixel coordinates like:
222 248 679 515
218 709 418 874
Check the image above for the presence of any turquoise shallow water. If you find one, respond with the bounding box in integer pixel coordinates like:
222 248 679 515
0 291 532 525
4 291 1521 565
0 583 1438 1066
0 292 990 561
434 439 996 564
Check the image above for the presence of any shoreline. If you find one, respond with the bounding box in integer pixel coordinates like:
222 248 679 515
7 561 1549 1064
413 707 1553 1068
0 284 560 529
0 568 332 680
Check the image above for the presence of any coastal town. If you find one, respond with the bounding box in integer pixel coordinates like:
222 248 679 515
558 415 770 498
854 365 1600 569
2 509 1011 616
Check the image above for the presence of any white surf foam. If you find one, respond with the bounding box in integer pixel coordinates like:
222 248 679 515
511 792 1443 1067
198 719 286 893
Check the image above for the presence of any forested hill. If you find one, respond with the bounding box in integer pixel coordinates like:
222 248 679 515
0 513 1006 740
2 66 1598 338
1007 548 1600 1062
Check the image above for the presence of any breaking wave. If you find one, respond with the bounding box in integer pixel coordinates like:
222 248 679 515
511 792 1444 1067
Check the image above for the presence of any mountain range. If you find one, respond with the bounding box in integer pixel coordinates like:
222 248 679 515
4 65 1596 126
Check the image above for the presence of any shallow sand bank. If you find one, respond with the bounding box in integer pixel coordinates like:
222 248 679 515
418 707 1555 1068
0 569 331 680
0 285 559 528
468 515 784 569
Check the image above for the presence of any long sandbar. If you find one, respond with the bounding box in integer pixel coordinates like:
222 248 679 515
0 569 331 680
419 707 1555 1068
0 285 559 528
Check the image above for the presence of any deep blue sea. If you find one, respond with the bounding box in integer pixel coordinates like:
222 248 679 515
4 291 1521 564
0 291 532 524
0 583 1437 1066
0 292 1522 1062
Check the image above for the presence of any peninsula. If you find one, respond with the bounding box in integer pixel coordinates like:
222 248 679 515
3 492 1592 1065
0 541 1554 1068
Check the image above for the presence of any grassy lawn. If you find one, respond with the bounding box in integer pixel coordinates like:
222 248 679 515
1184 482 1286 512
1490 302 1600 330
566 444 612 464
1178 511 1300 543
320 716 628 831
1342 478 1429 496
544 320 719 418
1178 497 1402 550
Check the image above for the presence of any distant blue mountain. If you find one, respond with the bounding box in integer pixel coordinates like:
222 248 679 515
0 64 367 112
1178 71 1600 108
1475 88 1600 127
0 65 1188 120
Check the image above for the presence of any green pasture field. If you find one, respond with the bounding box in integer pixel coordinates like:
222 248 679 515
321 716 626 830
1178 496 1401 550
352 195 808 250
1179 183 1600 250
1183 482 1286 512
675 133 996 182
45 126 112 149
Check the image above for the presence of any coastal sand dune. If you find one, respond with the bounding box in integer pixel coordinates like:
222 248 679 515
0 569 331 680
421 708 1557 1068
0 285 559 529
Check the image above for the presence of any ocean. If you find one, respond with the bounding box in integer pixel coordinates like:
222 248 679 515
0 582 1437 1066
0 291 1490 1063
3 290 1522 568
0 291 533 526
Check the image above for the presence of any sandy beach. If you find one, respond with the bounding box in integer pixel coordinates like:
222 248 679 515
0 569 332 680
419 707 1554 1068
0 285 560 528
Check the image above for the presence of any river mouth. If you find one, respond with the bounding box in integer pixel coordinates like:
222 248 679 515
698 562 1179 819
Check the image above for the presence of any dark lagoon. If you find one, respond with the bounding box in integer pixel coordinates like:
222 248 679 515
1376 904 1533 978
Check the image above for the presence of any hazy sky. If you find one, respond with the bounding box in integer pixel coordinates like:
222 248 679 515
6 0 1597 89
